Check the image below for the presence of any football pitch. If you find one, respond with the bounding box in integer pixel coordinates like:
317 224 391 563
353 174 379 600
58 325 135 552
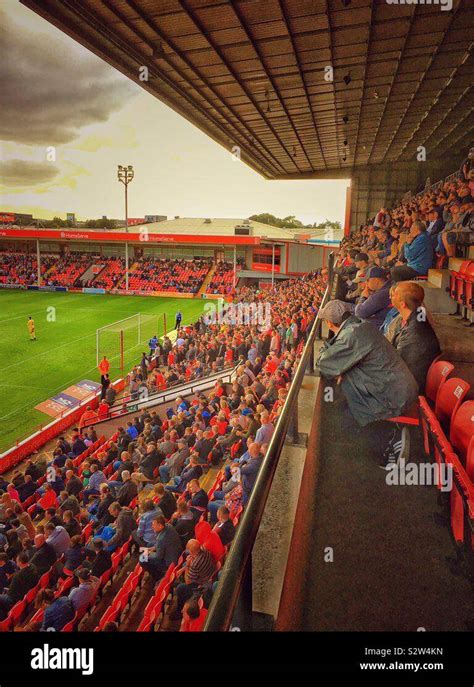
0 290 207 454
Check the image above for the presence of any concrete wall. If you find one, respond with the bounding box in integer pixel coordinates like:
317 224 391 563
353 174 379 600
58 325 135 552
287 243 324 273
349 155 466 231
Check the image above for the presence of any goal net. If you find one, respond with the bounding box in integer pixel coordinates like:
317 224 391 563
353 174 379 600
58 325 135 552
96 313 161 371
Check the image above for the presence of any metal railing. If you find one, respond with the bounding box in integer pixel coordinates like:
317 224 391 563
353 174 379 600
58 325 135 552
203 253 335 631
83 365 239 428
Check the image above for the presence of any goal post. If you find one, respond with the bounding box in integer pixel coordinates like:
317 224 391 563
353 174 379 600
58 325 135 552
96 313 164 371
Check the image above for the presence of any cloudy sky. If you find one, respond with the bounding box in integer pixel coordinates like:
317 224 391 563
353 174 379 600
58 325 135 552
0 0 349 225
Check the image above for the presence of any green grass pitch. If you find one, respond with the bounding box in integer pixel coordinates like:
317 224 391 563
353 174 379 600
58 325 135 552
0 290 207 454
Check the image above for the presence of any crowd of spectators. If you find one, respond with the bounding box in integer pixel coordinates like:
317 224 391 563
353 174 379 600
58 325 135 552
41 252 93 287
313 166 474 469
0 267 328 629
206 259 245 295
91 257 126 290
0 252 230 294
123 267 327 405
126 257 212 293
0 252 40 286
337 168 473 285
1 163 470 630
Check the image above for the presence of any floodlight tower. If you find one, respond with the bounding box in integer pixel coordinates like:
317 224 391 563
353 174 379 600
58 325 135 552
117 164 134 291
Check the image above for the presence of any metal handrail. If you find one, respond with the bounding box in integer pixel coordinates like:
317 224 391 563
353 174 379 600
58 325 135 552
83 364 239 428
204 254 334 631
116 363 237 408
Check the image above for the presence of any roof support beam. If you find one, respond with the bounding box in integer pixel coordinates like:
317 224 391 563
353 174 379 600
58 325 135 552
229 0 316 172
379 0 462 163
118 0 287 177
351 0 374 168
178 0 304 174
366 6 417 165
277 0 327 169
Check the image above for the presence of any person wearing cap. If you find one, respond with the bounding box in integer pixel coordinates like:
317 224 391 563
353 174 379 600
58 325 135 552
354 266 392 329
317 299 418 467
391 220 434 281
345 253 370 302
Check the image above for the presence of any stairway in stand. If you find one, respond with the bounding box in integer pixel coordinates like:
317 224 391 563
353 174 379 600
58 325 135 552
196 264 216 297
118 261 138 288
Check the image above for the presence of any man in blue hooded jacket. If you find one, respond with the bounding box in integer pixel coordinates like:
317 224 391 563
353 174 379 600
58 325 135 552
390 221 434 280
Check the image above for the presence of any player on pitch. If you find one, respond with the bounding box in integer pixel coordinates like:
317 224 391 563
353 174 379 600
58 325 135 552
27 316 36 341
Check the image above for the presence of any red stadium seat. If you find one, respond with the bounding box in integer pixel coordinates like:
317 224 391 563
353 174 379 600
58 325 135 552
445 451 474 546
8 599 26 626
39 569 51 589
435 377 470 433
55 575 74 598
449 401 474 465
465 262 474 317
98 567 113 595
424 360 454 405
455 261 472 306
137 607 159 632
96 605 119 631
111 588 130 618
111 551 122 575
62 614 77 632
0 616 11 632
419 362 455 454
143 589 166 625
466 437 474 483
195 520 212 544
24 582 40 606
203 530 226 562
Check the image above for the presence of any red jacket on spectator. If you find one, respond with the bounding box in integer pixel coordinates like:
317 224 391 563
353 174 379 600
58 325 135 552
38 488 59 511
154 371 166 390
180 608 208 632
98 401 109 419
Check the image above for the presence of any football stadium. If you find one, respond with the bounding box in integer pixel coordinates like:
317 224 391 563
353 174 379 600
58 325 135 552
0 0 473 682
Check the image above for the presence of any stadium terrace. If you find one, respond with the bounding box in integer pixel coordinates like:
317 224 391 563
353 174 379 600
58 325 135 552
0 2 473 681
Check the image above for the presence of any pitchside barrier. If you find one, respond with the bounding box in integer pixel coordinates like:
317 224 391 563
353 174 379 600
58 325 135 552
109 289 201 299
83 364 239 428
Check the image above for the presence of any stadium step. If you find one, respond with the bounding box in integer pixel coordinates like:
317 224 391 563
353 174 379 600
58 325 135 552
422 268 455 314
448 257 466 273
80 262 105 285
197 264 217 296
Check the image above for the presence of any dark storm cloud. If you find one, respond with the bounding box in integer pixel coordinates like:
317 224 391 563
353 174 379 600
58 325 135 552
0 159 59 186
0 6 139 146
